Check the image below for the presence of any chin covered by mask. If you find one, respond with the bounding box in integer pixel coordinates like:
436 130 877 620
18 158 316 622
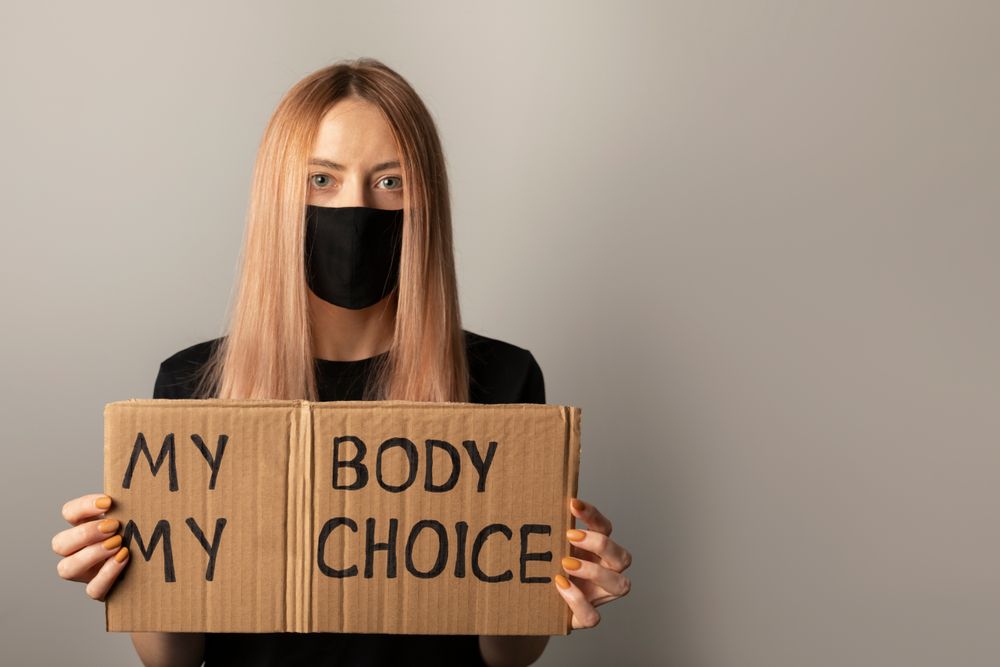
304 205 404 309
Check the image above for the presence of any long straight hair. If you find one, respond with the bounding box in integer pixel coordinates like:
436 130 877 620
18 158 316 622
194 58 469 402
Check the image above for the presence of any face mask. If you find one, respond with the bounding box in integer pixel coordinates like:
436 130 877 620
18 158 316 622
304 205 405 309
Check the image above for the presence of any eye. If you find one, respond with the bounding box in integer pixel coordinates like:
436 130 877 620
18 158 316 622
310 173 332 189
377 176 403 191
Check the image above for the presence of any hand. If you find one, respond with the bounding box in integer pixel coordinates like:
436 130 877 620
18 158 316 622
553 497 632 629
52 493 130 601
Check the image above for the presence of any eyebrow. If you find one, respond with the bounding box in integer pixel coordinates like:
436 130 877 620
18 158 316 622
309 158 401 172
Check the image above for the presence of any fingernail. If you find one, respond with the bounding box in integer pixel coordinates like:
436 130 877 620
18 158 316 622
554 574 571 589
98 519 119 534
562 556 582 571
103 534 122 550
571 498 584 511
115 547 129 563
95 496 112 510
566 529 586 541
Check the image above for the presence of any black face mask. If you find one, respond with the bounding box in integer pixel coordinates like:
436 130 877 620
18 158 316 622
304 205 404 309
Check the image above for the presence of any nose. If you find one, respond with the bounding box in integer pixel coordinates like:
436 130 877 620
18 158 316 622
339 177 374 208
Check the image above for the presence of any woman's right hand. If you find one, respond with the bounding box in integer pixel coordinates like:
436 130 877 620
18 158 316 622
52 493 130 601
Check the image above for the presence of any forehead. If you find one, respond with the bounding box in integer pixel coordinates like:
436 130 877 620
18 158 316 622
312 97 399 164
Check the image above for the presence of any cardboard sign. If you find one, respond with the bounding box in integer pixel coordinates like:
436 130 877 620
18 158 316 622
102 399 582 635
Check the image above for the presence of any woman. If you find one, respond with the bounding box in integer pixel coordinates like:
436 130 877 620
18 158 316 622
51 58 632 666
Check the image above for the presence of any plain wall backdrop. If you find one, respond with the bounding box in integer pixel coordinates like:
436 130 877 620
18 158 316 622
3 1 999 665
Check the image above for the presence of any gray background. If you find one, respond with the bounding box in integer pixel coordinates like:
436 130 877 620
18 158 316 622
3 1 999 665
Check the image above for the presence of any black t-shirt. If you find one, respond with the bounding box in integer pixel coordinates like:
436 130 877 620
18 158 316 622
151 329 546 667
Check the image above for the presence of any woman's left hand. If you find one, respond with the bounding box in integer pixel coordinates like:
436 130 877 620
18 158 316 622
554 497 632 629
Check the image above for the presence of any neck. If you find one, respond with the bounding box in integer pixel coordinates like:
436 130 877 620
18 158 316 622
308 289 396 361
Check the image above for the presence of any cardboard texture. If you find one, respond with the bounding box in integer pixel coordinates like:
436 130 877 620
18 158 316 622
103 399 581 635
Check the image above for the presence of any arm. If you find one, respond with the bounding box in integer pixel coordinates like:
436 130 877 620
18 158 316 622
127 363 206 667
478 351 551 666
129 633 205 667
479 635 550 667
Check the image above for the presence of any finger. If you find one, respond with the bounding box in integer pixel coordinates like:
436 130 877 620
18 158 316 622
81 561 104 582
85 547 130 601
561 555 631 600
566 528 632 572
570 498 613 536
62 494 113 526
52 518 121 557
553 574 601 629
56 534 124 583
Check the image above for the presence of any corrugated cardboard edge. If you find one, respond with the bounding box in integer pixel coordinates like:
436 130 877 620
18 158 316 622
562 405 582 635
103 403 112 632
286 399 314 632
285 401 314 632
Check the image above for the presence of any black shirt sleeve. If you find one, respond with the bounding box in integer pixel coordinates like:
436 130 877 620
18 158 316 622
152 363 178 399
151 338 221 400
519 352 546 405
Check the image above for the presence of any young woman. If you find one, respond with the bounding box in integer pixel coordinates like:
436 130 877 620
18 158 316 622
51 58 632 667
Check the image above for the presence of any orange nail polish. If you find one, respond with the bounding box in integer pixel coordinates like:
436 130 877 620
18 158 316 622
103 534 122 550
566 529 586 541
115 547 129 563
571 498 584 511
554 574 571 589
95 496 112 510
98 519 119 534
562 556 582 571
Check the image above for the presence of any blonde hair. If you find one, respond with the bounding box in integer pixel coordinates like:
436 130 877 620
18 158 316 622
194 58 469 402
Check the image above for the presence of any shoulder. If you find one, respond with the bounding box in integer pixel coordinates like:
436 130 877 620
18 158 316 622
153 337 224 399
160 337 223 369
462 329 546 404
